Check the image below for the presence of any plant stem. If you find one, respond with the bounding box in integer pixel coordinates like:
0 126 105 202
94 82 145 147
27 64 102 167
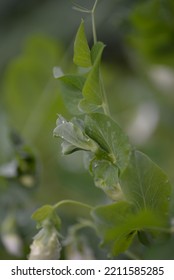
91 0 98 44
69 220 96 236
53 199 93 211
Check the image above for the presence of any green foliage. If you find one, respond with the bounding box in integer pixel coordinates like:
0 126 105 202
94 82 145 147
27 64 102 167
91 149 172 255
84 113 131 171
21 1 173 260
79 42 105 113
58 41 105 114
90 159 122 201
92 202 165 256
91 151 172 256
32 205 61 230
53 112 132 200
2 0 174 261
53 115 98 154
73 20 92 68
121 150 171 216
58 75 85 115
50 6 173 259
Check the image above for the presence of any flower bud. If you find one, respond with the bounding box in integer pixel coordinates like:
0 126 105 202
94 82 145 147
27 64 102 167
28 226 61 260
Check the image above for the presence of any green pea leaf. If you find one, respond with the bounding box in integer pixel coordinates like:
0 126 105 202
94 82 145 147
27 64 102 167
53 115 98 154
121 150 172 216
84 113 132 172
32 205 54 222
79 42 105 113
73 20 92 68
92 201 166 256
90 159 124 201
58 74 85 115
32 205 61 230
90 41 106 64
78 99 102 113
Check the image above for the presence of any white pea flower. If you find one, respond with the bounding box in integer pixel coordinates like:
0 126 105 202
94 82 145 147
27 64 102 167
28 226 61 260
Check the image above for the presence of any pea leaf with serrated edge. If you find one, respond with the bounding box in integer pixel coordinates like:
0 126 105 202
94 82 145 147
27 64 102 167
91 201 166 256
120 150 172 216
78 42 105 113
32 205 61 230
84 113 132 173
73 20 92 68
58 75 86 115
53 115 98 154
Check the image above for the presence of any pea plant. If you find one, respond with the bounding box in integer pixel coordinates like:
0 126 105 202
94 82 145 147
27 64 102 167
28 0 173 260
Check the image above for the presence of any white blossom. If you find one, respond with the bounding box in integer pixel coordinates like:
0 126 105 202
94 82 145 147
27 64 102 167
28 226 61 260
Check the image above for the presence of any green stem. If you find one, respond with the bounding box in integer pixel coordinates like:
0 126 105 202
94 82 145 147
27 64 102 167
91 0 98 44
73 0 98 45
69 220 96 236
72 2 90 13
53 199 93 211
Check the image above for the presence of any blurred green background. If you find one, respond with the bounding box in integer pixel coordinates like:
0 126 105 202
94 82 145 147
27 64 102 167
0 0 174 259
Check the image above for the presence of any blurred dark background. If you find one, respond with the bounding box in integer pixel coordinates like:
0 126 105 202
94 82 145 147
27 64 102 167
0 0 174 259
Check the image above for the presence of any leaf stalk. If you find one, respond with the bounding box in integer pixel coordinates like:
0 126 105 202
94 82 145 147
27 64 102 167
53 199 93 211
